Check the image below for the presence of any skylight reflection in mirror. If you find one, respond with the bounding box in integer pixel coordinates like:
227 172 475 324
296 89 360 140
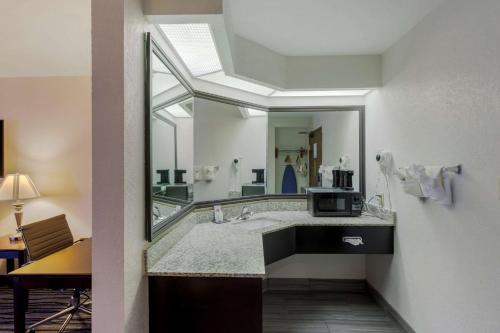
160 23 222 77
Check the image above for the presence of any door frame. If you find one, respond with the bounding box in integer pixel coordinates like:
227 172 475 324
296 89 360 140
308 126 322 187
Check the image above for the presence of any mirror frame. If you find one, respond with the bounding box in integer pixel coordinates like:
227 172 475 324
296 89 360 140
145 32 366 241
145 33 195 241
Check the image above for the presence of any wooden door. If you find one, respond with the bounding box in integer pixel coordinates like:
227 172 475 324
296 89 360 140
309 127 322 187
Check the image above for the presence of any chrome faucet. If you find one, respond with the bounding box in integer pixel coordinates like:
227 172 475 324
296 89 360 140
236 206 254 221
153 206 162 220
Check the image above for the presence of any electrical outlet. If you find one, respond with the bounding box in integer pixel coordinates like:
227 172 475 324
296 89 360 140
375 193 385 208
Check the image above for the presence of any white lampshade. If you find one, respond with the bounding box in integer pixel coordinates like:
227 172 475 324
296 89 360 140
0 173 40 201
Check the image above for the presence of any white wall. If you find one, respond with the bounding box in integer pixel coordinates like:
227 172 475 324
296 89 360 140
266 254 365 280
365 1 500 332
175 117 194 184
152 117 176 184
313 111 360 191
194 98 267 201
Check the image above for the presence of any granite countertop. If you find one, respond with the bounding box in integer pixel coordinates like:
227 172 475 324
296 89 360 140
147 211 394 278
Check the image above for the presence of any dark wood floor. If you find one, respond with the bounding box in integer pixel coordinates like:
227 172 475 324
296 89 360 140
263 290 404 333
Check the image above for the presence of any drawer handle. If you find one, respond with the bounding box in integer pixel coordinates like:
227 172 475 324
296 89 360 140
342 237 364 246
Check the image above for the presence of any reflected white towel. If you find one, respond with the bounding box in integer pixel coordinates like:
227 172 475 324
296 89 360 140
318 165 334 187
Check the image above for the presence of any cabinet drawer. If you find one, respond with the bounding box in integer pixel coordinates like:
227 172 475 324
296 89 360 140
295 226 394 254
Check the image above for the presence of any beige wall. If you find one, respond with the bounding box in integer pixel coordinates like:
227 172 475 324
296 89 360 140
93 0 175 331
92 0 125 330
0 76 92 270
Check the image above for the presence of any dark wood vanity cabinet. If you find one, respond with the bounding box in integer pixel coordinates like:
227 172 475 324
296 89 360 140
263 226 394 265
150 225 393 332
149 276 262 333
295 226 394 254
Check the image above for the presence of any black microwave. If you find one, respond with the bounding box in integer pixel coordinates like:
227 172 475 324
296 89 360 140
307 188 363 217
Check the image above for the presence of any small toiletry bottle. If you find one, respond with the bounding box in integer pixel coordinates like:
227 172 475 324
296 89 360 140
213 205 224 223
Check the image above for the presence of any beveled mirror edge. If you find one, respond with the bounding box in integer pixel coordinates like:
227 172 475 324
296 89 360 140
145 32 196 241
145 32 366 242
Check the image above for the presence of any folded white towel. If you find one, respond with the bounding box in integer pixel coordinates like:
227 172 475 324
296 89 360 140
399 165 425 197
414 165 452 206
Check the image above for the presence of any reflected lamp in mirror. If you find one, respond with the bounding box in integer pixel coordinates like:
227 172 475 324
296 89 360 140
0 173 41 241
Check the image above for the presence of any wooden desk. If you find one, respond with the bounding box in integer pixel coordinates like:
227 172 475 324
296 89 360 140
0 236 27 278
9 238 91 333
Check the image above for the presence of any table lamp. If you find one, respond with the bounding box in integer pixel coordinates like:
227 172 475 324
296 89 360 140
0 173 40 241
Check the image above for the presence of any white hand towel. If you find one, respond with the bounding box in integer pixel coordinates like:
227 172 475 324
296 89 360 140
415 165 452 206
400 165 425 197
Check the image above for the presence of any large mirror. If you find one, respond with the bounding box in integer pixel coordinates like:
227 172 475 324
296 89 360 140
146 33 194 240
193 98 268 201
145 33 366 241
267 109 365 195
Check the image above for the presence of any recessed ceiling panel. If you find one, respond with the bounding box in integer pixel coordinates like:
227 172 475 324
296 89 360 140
225 0 445 56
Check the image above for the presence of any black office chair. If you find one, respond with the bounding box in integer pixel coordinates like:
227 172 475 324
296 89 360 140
20 214 92 332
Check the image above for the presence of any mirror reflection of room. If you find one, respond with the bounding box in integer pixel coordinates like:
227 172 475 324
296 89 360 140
193 98 267 201
151 52 188 108
149 44 194 225
268 111 360 194
151 98 194 223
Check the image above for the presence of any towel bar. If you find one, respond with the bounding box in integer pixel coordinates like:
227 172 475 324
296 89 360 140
444 165 462 174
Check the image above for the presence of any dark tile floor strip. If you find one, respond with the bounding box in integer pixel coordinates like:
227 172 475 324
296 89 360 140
263 290 404 333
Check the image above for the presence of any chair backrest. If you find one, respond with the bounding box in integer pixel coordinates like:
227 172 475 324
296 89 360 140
20 214 74 261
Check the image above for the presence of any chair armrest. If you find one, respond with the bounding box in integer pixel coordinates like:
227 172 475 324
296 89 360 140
73 237 89 244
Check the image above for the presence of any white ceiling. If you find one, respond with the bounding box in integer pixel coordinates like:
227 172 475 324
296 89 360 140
0 0 91 77
225 0 445 56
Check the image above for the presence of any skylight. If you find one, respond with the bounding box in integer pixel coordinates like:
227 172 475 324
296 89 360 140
164 104 192 118
239 107 267 118
199 71 275 96
270 90 371 97
247 108 267 117
160 23 222 77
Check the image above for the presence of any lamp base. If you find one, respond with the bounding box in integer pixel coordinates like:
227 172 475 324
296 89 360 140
9 232 22 242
